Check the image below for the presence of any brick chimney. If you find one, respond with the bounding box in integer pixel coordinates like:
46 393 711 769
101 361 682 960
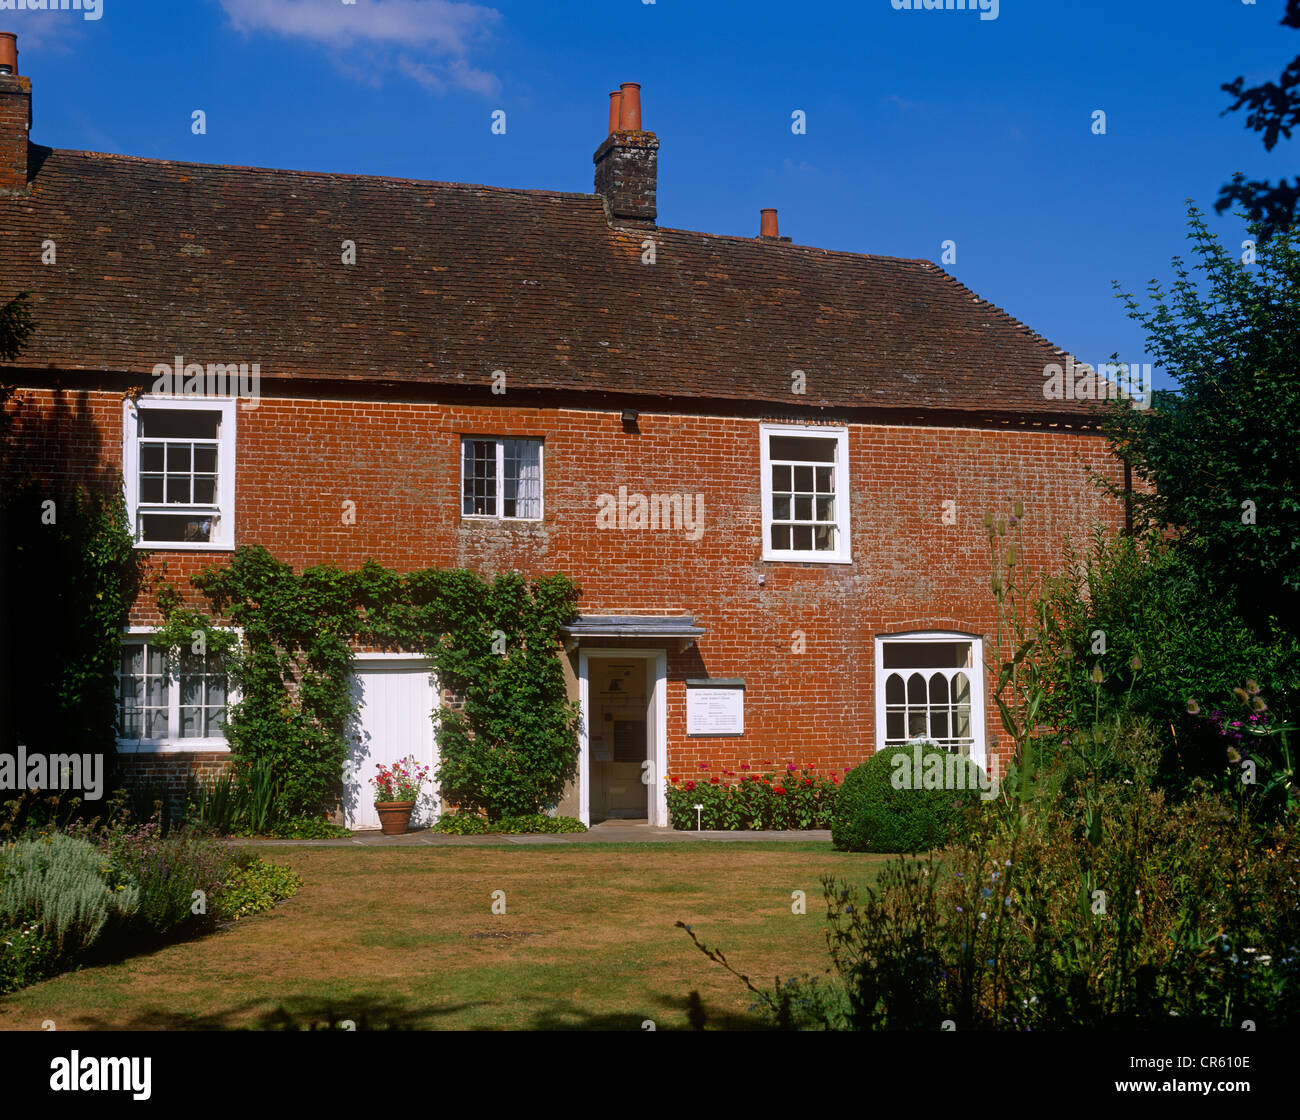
0 33 31 194
593 82 657 228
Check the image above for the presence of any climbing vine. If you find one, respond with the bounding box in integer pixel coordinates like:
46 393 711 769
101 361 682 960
155 545 581 821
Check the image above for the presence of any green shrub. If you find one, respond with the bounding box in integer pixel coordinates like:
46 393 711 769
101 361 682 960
0 833 139 957
99 821 237 940
428 812 585 834
689 739 1300 1029
262 816 352 840
665 765 840 830
0 921 60 995
831 744 986 853
212 858 302 922
492 814 586 834
429 812 489 835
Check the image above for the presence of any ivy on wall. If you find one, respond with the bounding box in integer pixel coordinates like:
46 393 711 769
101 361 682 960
154 545 581 821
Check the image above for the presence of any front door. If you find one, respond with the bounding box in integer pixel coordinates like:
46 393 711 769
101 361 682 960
588 659 649 821
343 659 438 831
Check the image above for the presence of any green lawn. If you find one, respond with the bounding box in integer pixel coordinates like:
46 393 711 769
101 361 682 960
0 842 888 1031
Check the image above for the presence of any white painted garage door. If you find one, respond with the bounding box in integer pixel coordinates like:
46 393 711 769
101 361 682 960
343 658 439 831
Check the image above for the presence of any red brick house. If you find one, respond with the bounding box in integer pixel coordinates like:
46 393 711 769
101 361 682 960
0 42 1126 828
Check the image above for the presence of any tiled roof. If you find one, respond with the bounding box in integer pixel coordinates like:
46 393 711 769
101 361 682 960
0 147 1091 417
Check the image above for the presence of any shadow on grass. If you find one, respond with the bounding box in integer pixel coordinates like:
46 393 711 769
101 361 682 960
66 995 478 1031
56 989 767 1031
519 989 764 1031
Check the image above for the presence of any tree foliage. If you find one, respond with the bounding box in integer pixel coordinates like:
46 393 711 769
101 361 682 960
1103 205 1300 622
1217 0 1300 238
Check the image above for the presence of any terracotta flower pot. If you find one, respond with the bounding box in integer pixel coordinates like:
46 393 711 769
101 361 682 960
375 800 416 835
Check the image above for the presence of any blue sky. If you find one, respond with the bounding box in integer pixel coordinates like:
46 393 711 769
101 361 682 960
7 0 1296 393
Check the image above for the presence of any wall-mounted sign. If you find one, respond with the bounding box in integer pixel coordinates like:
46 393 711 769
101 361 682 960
686 679 745 737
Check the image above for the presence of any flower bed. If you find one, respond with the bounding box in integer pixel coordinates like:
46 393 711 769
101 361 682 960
666 763 841 830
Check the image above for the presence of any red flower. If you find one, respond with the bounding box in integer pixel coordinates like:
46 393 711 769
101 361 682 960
740 763 751 771
710 776 720 784
786 763 796 773
699 763 709 770
803 778 813 786
684 780 696 791
774 787 786 796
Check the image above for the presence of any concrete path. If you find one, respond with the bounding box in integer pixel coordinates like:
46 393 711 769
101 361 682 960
225 822 833 847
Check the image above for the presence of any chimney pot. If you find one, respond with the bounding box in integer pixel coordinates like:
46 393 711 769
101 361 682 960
760 208 779 238
593 81 657 227
618 82 641 130
0 32 16 76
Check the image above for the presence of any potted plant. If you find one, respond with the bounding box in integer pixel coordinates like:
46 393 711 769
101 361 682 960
371 756 431 835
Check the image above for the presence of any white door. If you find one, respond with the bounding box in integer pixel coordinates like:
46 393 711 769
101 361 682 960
344 658 438 831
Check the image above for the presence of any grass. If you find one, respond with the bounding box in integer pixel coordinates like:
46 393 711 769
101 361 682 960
0 841 887 1031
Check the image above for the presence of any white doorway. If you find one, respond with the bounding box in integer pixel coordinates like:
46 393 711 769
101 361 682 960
577 649 667 827
344 655 438 831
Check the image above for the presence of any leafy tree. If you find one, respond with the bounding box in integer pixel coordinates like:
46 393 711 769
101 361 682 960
1103 205 1300 626
1217 0 1300 238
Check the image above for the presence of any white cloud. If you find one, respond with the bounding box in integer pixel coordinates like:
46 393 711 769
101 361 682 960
219 0 502 95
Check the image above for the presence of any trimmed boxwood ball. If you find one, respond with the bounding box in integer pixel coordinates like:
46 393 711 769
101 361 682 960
831 742 987 853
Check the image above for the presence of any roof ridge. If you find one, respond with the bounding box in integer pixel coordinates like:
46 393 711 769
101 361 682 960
43 147 603 203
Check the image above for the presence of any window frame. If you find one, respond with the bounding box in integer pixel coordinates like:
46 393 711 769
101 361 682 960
459 435 545 522
115 628 239 754
759 423 851 564
122 396 237 551
873 631 987 767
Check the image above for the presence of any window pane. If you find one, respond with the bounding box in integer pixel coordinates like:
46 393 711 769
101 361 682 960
792 525 813 551
794 495 813 521
884 673 904 704
769 435 836 463
166 444 192 472
815 466 833 492
793 465 814 492
815 495 835 521
908 710 928 738
883 641 973 670
139 475 164 503
772 494 791 520
813 524 835 550
462 439 497 516
180 707 201 737
140 410 220 439
952 672 970 704
907 672 927 705
193 477 216 504
141 444 165 472
502 439 542 519
206 674 226 706
193 446 217 473
886 712 905 741
929 673 947 705
771 464 791 490
207 707 227 736
165 477 192 504
953 705 972 739
140 514 213 543
771 524 791 550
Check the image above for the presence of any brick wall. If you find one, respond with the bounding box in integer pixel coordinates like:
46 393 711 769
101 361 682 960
115 751 232 815
5 385 1125 781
